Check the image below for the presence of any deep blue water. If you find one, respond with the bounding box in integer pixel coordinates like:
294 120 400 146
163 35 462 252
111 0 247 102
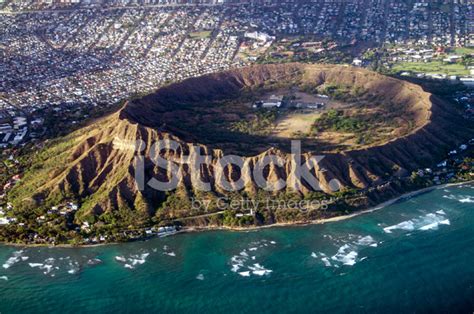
0 184 473 313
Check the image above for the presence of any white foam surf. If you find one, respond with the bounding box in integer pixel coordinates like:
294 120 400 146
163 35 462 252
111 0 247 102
28 263 43 268
248 263 272 276
331 245 358 266
115 256 126 262
230 241 275 276
443 194 474 203
384 211 451 234
383 221 415 233
356 235 377 246
2 250 25 269
459 196 474 203
87 258 102 265
67 261 80 275
321 257 332 267
29 259 55 275
116 252 150 269
129 253 150 266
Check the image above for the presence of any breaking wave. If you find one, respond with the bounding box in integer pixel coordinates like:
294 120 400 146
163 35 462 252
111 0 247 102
115 252 150 269
230 240 276 277
383 211 450 234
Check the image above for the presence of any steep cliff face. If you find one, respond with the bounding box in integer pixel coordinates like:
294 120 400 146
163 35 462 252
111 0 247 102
9 64 474 222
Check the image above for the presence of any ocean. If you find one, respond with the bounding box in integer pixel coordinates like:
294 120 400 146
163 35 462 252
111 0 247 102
0 184 473 313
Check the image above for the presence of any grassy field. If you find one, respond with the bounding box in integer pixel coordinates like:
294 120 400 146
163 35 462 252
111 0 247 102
392 61 470 76
453 47 474 55
189 30 212 39
272 112 320 138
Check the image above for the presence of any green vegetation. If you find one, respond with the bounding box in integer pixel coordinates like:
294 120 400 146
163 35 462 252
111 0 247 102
222 210 255 227
312 109 367 133
258 49 353 65
7 137 78 211
189 30 212 39
320 84 366 102
230 110 278 136
453 47 474 55
392 61 470 76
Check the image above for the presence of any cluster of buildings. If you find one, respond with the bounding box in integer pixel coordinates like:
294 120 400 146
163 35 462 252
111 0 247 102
254 94 284 109
0 104 29 148
254 93 327 110
1 6 251 122
375 46 473 84
79 225 177 245
0 202 17 225
410 91 474 184
0 6 249 147
428 139 474 185
455 90 474 119
382 1 468 47
0 192 178 244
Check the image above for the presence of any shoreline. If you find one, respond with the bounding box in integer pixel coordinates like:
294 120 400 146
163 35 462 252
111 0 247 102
1 180 472 248
180 180 473 234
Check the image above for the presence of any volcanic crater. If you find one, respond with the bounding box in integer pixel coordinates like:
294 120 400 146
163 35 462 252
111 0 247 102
121 63 431 156
9 63 474 220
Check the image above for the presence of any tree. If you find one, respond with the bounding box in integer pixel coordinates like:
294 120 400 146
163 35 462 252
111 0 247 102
461 55 472 69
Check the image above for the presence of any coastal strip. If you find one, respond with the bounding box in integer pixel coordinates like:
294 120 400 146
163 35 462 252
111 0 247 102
179 180 473 234
1 181 472 248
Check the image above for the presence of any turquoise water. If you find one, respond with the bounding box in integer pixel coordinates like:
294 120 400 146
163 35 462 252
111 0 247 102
0 185 473 313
